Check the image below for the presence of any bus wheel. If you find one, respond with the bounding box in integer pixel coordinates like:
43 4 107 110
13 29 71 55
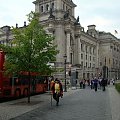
15 90 21 98
23 89 28 97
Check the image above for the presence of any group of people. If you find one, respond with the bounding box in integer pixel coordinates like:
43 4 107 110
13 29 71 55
79 77 108 92
92 77 107 91
49 76 114 106
49 77 63 106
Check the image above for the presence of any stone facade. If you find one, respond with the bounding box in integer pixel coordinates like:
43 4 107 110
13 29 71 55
0 0 120 82
33 0 120 81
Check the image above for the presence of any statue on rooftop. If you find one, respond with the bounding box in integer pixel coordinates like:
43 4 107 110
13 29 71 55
74 16 80 25
64 9 69 19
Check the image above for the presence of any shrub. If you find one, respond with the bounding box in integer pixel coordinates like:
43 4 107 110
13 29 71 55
115 83 120 93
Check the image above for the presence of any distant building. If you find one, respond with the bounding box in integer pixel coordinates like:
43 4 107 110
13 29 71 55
0 0 120 81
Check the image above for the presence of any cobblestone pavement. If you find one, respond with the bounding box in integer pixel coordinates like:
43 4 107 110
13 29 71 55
9 87 113 120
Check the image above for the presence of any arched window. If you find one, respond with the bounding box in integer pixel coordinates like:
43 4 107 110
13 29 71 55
46 4 49 11
52 3 54 10
41 6 43 12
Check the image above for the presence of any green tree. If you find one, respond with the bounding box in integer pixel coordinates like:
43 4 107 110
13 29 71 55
0 11 58 102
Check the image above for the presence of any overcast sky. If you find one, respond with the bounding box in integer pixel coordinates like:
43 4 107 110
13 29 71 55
0 0 120 38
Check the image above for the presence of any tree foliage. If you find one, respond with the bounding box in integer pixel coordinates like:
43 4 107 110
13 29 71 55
1 11 58 76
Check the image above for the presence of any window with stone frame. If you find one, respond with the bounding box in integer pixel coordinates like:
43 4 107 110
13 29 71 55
81 44 83 51
89 63 91 68
81 53 83 59
51 3 54 10
100 62 102 66
81 61 83 68
40 6 43 12
86 55 87 60
86 46 88 53
46 4 49 11
86 62 88 68
90 56 91 61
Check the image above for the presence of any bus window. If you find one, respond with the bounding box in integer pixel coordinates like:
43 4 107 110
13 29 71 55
21 78 28 85
36 76 45 84
14 78 21 86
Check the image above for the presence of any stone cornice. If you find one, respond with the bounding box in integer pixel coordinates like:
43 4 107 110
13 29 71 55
81 31 97 43
41 18 76 32
80 39 96 47
99 38 120 45
62 0 76 7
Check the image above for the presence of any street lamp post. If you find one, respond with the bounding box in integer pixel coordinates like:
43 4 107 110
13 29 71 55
64 54 67 92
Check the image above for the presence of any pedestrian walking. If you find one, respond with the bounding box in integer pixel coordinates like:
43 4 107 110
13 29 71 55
50 76 55 106
83 79 86 89
51 78 63 106
76 79 78 89
93 77 98 92
90 79 94 89
111 78 115 85
98 78 102 89
101 78 107 91
79 80 83 89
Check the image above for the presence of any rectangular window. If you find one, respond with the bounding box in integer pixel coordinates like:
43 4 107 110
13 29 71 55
100 62 102 66
90 56 91 61
66 6 68 10
89 63 91 68
86 55 87 60
81 44 83 51
93 48 95 54
70 53 72 64
81 61 83 67
86 62 87 67
86 46 87 53
81 54 83 59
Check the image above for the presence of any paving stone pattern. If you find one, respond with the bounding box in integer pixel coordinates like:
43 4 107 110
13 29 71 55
10 87 113 120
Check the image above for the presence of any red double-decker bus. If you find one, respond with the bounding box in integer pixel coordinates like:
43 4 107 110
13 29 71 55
0 50 48 99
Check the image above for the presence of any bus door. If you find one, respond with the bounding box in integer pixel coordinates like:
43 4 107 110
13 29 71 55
10 77 18 95
31 78 36 93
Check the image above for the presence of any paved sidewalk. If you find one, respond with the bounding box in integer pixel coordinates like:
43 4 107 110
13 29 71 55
10 87 112 120
0 88 77 120
0 86 120 120
108 85 120 120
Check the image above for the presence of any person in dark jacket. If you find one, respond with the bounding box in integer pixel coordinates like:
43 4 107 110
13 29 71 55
79 80 83 89
93 77 99 91
51 78 63 106
101 78 107 91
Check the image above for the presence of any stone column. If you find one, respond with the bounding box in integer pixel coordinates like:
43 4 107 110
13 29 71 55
56 0 62 10
96 43 99 68
55 24 65 63
74 35 81 64
35 2 39 13
66 31 71 63
77 36 81 64
91 47 93 68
